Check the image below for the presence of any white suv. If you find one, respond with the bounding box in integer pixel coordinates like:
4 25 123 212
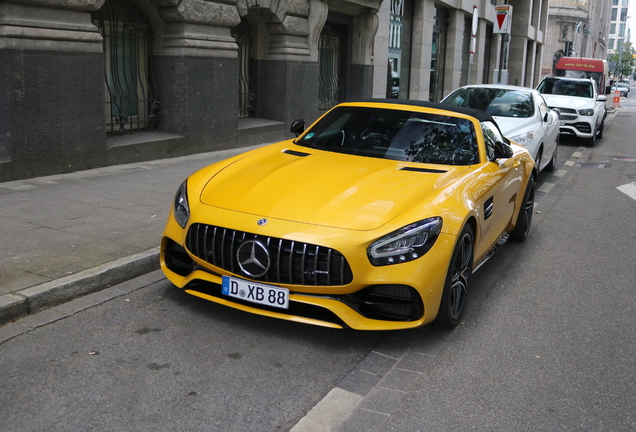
536 76 607 146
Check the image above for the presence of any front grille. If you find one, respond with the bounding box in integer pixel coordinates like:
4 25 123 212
554 107 577 121
186 223 353 286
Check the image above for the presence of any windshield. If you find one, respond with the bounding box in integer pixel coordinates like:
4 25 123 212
297 106 479 165
443 88 534 118
557 70 603 90
537 78 593 98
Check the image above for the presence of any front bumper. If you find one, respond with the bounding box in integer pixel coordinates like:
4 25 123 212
160 207 454 331
559 121 595 139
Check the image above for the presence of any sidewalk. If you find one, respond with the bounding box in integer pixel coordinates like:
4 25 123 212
0 145 262 325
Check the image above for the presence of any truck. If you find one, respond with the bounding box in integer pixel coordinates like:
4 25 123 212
554 57 611 95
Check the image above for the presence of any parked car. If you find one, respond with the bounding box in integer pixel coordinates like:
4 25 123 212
536 75 607 146
612 82 630 97
442 84 560 172
160 100 537 330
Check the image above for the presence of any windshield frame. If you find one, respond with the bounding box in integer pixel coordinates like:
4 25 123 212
296 106 481 166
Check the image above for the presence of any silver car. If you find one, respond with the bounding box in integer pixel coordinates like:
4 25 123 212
442 84 560 172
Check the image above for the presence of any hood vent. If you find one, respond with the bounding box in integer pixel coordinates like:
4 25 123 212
283 149 311 157
399 166 447 174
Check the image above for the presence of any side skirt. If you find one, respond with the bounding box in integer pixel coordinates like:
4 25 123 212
473 232 509 273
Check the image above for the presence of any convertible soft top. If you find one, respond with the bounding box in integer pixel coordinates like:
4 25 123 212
348 99 498 124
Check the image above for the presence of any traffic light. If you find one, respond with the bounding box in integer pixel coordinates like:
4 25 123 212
564 41 573 57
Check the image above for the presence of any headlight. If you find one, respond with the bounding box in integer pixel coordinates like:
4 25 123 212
173 180 190 228
509 132 534 147
578 108 594 116
368 217 442 266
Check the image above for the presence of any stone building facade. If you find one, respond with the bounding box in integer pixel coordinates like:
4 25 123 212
541 0 612 77
1 0 550 182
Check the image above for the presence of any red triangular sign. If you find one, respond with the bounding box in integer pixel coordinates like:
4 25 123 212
496 13 506 31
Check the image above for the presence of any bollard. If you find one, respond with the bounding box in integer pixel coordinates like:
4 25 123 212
613 90 621 108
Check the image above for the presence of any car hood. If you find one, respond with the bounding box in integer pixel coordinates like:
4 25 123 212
199 144 469 231
492 116 536 138
540 94 594 109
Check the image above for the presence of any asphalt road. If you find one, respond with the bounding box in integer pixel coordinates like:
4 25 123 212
378 96 636 431
1 99 635 431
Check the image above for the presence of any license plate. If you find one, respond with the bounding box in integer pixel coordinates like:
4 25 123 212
222 276 289 309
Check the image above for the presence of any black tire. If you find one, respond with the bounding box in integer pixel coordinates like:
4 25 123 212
586 129 597 146
434 225 474 328
545 140 558 172
510 175 536 242
534 150 542 173
597 117 605 139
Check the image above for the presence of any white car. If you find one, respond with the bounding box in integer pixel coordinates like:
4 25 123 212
536 76 607 146
442 84 560 172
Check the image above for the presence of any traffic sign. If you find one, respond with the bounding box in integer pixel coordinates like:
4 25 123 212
493 5 512 34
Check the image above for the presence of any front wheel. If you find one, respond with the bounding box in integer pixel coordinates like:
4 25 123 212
510 176 536 242
534 150 543 172
434 225 474 328
597 117 605 139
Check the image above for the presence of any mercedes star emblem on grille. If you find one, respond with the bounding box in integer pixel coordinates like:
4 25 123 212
237 239 271 277
257 218 268 226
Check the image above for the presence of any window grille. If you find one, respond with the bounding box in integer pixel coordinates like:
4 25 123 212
92 0 159 135
232 22 255 118
390 0 404 51
319 27 344 110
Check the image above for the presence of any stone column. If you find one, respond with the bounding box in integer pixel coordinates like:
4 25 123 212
156 0 241 152
371 0 390 98
0 0 106 181
256 0 318 128
444 9 465 97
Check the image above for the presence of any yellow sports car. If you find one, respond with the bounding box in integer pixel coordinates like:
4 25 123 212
160 100 536 330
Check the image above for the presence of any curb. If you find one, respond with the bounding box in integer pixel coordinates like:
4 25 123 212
0 247 160 326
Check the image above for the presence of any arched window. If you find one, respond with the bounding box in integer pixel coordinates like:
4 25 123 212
92 0 159 134
232 21 255 118
319 24 346 110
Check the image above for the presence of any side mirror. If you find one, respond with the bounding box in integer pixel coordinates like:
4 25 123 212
597 95 607 102
493 141 514 160
290 119 305 137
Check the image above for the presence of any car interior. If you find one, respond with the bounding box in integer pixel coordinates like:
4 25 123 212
298 107 480 165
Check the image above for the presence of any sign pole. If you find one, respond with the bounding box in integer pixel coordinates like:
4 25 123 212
493 5 512 84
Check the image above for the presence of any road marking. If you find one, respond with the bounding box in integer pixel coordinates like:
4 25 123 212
617 182 636 201
538 182 556 194
290 388 363 432
564 160 575 167
553 169 567 178
572 151 583 158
